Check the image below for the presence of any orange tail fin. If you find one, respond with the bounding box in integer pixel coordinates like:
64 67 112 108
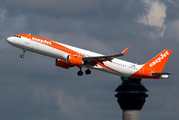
144 49 172 73
130 49 172 79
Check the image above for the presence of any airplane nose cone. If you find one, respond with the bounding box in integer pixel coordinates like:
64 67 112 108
7 37 13 44
7 37 10 42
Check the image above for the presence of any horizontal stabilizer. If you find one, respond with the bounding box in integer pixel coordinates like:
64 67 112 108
151 72 172 79
151 72 172 76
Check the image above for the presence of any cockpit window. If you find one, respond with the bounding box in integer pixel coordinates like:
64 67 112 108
13 35 21 38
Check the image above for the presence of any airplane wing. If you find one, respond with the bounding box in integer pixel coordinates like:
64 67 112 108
82 47 130 65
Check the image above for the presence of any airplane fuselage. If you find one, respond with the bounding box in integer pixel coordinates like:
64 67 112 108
7 34 172 79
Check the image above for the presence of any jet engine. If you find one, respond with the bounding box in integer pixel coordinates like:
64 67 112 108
55 59 70 69
67 55 84 67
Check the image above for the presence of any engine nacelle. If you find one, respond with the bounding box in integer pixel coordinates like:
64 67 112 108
55 59 70 69
67 55 84 67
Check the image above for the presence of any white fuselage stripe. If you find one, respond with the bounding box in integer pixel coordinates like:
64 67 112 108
9 36 143 77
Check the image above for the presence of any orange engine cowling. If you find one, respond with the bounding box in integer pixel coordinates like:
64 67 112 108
55 59 70 69
67 55 84 67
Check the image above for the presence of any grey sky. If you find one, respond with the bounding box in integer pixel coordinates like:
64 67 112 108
1 0 178 120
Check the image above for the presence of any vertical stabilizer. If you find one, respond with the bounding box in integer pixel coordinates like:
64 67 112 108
144 49 172 73
130 49 172 79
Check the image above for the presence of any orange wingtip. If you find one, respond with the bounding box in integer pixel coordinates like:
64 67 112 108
122 47 130 55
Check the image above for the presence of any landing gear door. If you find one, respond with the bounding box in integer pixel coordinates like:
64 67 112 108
25 34 34 50
25 35 31 44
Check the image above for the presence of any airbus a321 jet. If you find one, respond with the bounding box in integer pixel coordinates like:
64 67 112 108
7 34 172 79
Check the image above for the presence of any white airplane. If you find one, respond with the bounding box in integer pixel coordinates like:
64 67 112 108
7 34 172 79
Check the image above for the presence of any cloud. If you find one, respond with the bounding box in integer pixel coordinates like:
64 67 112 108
137 0 167 37
138 0 166 28
168 0 179 6
0 8 6 22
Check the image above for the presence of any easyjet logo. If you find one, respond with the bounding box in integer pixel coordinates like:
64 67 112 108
149 51 169 67
32 37 51 45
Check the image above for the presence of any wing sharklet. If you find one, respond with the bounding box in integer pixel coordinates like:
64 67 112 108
121 47 130 55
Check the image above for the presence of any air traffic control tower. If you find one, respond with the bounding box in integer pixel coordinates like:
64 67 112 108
115 77 148 120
